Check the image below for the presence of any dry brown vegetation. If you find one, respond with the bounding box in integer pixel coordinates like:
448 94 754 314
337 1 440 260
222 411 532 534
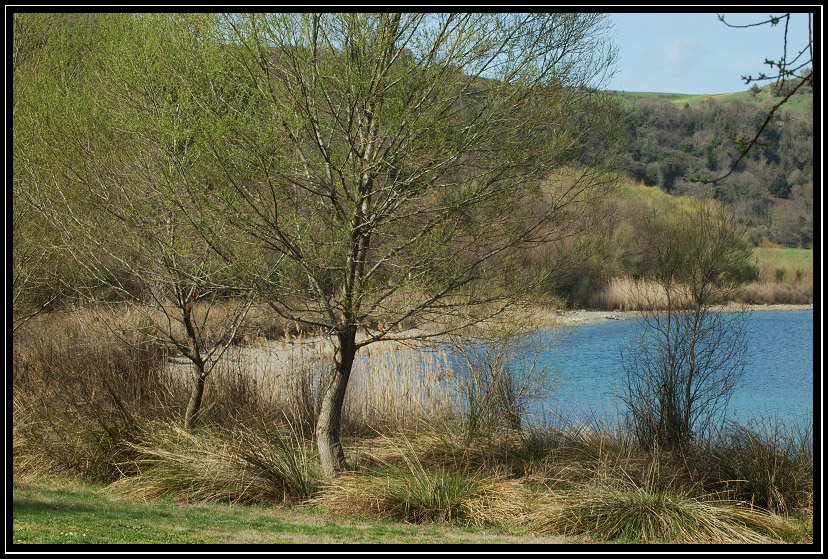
586 246 813 311
11 304 813 544
738 247 813 305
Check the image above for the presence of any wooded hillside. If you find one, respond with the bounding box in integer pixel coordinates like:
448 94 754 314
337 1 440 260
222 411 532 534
608 82 813 248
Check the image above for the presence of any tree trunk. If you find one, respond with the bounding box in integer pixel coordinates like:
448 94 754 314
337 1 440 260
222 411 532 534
184 368 206 430
316 328 357 477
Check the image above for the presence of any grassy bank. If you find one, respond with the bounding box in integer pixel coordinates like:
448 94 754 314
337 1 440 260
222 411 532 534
12 419 812 546
12 308 814 546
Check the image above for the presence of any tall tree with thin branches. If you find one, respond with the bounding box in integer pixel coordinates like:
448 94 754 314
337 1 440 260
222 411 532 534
192 13 620 474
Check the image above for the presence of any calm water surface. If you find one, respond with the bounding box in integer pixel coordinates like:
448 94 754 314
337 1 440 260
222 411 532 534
532 310 814 427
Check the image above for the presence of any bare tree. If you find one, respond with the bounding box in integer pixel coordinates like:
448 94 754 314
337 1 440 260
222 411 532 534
622 200 755 450
191 13 620 475
14 13 621 473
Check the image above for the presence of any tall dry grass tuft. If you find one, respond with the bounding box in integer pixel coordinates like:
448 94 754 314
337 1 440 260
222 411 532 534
107 418 322 505
310 432 526 525
698 416 814 514
347 419 522 479
524 421 794 542
528 478 788 543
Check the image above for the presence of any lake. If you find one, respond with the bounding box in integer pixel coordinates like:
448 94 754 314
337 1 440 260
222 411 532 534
531 310 814 429
173 308 814 432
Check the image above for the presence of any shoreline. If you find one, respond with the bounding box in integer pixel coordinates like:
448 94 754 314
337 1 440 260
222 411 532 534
548 303 814 326
167 303 813 374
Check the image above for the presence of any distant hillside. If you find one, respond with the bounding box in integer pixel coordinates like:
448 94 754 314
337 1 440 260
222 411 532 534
604 79 813 248
612 81 813 115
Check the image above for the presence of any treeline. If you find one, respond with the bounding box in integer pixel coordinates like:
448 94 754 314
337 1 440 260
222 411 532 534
12 13 811 323
608 84 813 248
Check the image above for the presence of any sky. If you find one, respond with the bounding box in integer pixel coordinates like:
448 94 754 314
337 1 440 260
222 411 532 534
606 12 814 95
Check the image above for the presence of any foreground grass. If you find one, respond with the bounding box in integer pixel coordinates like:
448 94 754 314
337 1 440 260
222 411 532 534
11 477 569 545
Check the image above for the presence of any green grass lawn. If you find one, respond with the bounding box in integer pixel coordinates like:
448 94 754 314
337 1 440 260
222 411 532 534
752 247 813 284
753 247 813 270
10 477 569 545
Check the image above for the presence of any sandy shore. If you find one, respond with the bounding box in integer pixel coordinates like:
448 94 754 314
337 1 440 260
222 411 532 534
548 303 814 326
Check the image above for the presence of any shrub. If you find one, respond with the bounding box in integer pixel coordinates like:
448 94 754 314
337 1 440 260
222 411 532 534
312 466 525 525
12 311 175 483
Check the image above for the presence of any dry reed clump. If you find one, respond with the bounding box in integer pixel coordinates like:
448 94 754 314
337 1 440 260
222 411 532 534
518 418 812 543
525 425 636 488
11 392 59 483
348 421 527 478
697 417 814 515
310 447 527 525
106 419 322 505
12 310 179 483
309 471 516 524
309 428 529 525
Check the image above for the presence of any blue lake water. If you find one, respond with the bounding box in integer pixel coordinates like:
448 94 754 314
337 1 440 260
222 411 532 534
527 310 814 428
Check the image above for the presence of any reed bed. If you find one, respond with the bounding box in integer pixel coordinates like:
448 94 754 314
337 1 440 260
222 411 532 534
589 246 813 309
105 419 322 505
170 333 463 433
737 247 813 304
348 342 459 428
587 276 692 311
738 279 813 305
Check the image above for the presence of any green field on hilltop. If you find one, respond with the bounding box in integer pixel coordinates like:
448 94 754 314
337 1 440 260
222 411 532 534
612 85 812 115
